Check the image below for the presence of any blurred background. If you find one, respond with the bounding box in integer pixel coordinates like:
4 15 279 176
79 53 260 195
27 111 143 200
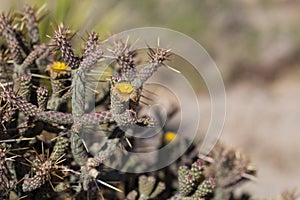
1 0 300 198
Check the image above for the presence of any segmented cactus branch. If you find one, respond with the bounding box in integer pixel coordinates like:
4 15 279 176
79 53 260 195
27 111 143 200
0 13 23 65
53 26 81 69
82 32 99 59
169 159 215 200
22 43 54 70
36 87 49 111
23 4 40 46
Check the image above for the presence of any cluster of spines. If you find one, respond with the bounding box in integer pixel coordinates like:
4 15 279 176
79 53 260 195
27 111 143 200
108 42 171 131
20 4 55 72
22 142 68 192
22 157 53 192
53 26 81 69
82 32 99 59
133 47 171 88
110 40 137 81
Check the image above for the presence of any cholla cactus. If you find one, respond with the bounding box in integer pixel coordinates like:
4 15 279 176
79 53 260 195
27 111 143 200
169 159 216 200
0 3 171 198
0 3 282 200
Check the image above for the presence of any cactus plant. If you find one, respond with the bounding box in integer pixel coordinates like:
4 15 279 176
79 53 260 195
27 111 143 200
0 3 296 200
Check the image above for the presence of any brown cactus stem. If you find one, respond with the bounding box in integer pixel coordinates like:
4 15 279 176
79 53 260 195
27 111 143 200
35 111 73 125
82 32 99 59
81 110 113 125
22 43 51 70
36 87 49 111
54 27 81 69
0 13 23 65
1 90 38 117
132 47 170 88
23 4 40 47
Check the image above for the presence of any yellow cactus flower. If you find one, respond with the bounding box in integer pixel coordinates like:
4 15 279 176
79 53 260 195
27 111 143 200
164 131 177 143
52 62 69 72
117 82 134 94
